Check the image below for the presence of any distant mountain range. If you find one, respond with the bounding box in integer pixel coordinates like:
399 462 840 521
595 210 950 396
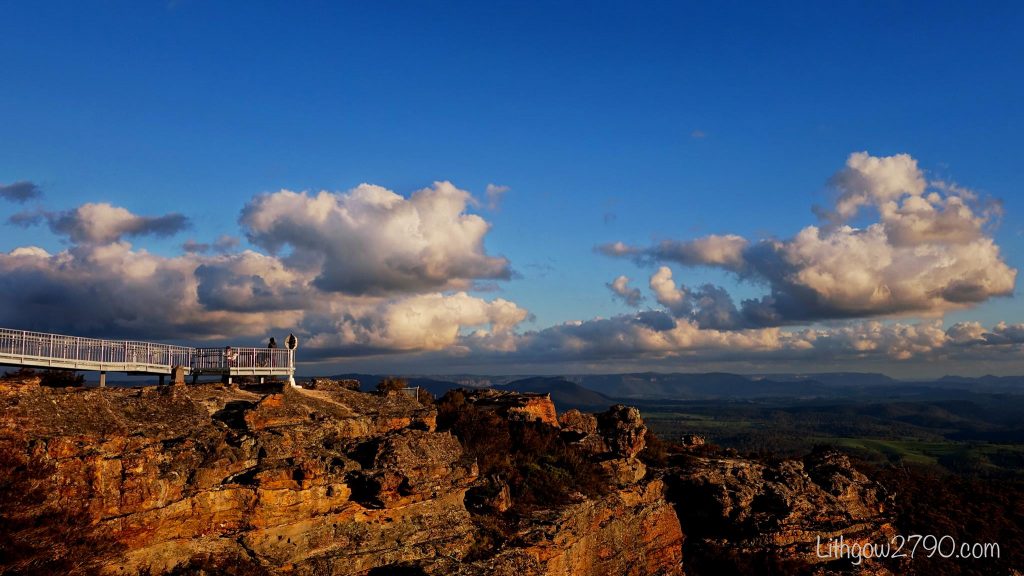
326 371 1024 412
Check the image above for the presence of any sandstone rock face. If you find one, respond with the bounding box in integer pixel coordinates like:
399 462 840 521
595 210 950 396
0 375 895 576
558 409 609 454
348 429 477 508
487 479 685 576
456 389 560 427
0 380 470 575
305 377 361 392
0 379 687 576
596 404 646 458
669 450 896 575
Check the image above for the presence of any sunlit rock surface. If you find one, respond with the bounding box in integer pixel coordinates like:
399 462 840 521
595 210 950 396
0 374 893 575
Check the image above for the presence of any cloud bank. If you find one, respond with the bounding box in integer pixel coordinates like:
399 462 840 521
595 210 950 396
0 155 1019 374
0 183 525 359
600 152 1016 328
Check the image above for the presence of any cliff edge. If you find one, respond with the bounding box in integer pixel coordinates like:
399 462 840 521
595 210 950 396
0 375 893 575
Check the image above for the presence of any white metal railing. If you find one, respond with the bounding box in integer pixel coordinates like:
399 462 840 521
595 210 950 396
193 347 292 371
0 327 293 375
0 327 193 368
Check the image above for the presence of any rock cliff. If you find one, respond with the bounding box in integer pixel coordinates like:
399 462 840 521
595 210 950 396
667 450 896 575
0 377 680 575
0 374 895 575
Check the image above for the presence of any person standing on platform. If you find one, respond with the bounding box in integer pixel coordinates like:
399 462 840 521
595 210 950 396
266 337 277 366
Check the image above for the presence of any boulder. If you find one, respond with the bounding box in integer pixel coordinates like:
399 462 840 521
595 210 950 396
596 404 646 458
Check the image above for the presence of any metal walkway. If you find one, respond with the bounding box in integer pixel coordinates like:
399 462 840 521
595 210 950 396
0 327 295 385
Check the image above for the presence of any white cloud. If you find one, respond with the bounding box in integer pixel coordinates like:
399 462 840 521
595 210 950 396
0 166 1018 373
240 182 511 295
482 312 1022 368
602 152 1017 326
821 151 927 222
649 267 684 310
0 241 295 339
607 275 643 307
647 266 742 329
0 194 528 358
304 292 528 357
45 203 190 244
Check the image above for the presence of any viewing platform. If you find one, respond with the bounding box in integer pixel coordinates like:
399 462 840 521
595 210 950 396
0 327 296 385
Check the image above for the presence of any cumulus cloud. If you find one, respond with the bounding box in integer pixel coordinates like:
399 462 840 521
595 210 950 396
194 250 315 313
302 292 528 358
817 152 926 223
649 267 684 310
947 321 1024 347
0 242 294 339
0 186 528 360
607 275 643 307
240 181 511 295
0 167 1018 373
0 181 42 203
0 238 528 354
40 203 190 244
647 266 742 329
601 152 1017 326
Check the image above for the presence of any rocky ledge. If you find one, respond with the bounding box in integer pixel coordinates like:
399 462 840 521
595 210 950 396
0 375 894 575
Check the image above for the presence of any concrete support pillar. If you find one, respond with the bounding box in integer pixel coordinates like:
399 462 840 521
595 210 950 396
99 371 106 387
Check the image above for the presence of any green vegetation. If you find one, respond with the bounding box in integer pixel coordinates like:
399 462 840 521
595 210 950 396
643 393 1024 575
640 393 1024 475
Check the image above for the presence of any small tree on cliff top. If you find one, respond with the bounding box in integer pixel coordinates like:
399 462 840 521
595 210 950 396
376 376 408 394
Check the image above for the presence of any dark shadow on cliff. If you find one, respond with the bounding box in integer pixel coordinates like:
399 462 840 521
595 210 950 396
212 400 257 431
436 390 611 513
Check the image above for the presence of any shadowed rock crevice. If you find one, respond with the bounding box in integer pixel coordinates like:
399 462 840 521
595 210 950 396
212 400 257 431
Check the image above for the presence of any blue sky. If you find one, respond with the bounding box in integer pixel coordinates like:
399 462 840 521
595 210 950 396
1 2 1022 376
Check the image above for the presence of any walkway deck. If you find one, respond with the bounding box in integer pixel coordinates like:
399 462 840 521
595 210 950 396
0 327 295 384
